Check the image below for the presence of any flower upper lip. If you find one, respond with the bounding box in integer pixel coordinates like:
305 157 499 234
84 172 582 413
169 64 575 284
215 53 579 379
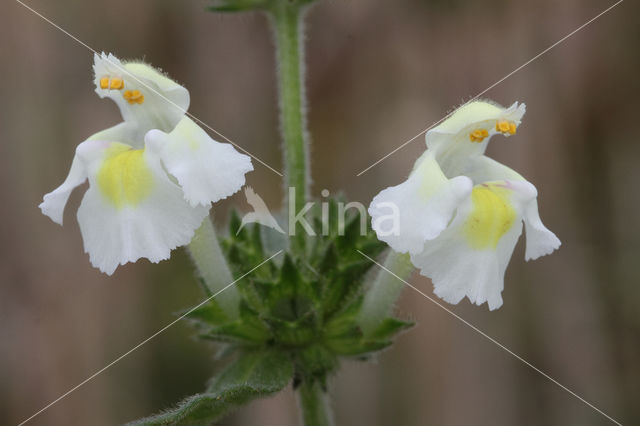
92 52 190 138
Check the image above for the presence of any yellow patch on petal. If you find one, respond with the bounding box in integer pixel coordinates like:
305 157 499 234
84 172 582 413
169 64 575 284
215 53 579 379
463 184 516 249
97 144 153 208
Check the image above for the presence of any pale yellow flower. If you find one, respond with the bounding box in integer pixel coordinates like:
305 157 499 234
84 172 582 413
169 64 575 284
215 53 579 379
40 53 253 274
369 100 560 309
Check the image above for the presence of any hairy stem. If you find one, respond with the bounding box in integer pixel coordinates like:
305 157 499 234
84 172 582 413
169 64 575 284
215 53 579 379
358 251 414 336
269 1 310 250
187 216 240 319
296 381 334 426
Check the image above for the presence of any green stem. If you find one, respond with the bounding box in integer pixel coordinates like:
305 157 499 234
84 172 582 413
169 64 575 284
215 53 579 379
269 1 310 250
296 381 334 426
187 216 240 319
358 251 414 336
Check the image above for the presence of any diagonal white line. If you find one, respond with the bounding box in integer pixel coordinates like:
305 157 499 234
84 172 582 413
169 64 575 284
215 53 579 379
356 0 624 177
357 250 622 425
14 0 283 177
18 250 283 426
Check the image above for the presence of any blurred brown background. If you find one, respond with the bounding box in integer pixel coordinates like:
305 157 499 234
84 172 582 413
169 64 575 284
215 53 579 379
1 0 638 425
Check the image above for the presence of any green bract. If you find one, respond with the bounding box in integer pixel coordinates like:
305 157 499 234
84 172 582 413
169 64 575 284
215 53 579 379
132 199 412 425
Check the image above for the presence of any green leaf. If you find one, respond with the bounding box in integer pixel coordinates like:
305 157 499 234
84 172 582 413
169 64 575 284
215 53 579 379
209 350 292 392
317 242 338 275
260 222 289 256
207 0 269 12
337 212 365 251
323 298 363 338
127 350 293 425
324 337 391 357
279 254 300 289
369 318 413 341
228 209 243 239
322 259 374 317
265 314 317 346
204 315 271 345
185 300 229 328
250 224 264 258
357 238 386 258
167 196 411 422
295 344 338 385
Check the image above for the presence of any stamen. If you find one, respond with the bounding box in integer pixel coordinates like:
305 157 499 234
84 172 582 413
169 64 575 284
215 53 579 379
109 77 124 90
469 129 489 143
496 120 517 135
123 89 145 105
99 76 125 90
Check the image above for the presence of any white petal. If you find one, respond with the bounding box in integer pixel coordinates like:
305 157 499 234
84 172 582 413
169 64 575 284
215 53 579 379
411 215 523 310
39 153 87 225
488 180 560 261
77 142 208 275
369 152 472 254
39 140 116 225
523 198 561 261
93 52 189 138
87 121 139 147
410 181 530 310
145 117 253 207
462 154 524 184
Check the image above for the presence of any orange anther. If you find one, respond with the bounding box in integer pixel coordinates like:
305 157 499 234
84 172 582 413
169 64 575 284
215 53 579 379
469 129 488 143
496 120 511 133
109 78 124 90
123 89 144 105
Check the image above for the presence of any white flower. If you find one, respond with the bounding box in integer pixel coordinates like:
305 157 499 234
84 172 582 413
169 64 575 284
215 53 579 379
40 53 253 275
369 100 560 310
